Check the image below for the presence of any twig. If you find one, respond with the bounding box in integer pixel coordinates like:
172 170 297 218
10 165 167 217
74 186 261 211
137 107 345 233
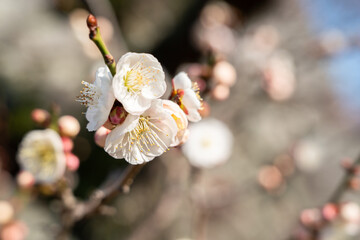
328 155 360 203
86 14 116 76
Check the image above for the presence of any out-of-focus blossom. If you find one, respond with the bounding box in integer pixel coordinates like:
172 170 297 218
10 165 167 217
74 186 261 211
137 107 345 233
31 109 50 127
105 100 177 165
65 153 80 171
293 140 323 173
17 129 66 183
162 100 188 147
171 72 202 122
341 202 360 223
200 1 236 28
193 23 236 55
113 53 166 115
212 84 230 101
318 29 347 56
258 165 283 192
58 115 80 138
94 126 111 148
16 171 35 189
0 201 14 225
253 25 280 55
0 221 27 240
300 208 323 229
77 67 115 131
262 51 296 101
213 60 237 87
182 118 233 168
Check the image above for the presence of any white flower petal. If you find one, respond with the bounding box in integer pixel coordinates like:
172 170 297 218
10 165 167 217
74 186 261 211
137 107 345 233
113 53 166 115
173 72 192 90
104 100 178 164
122 94 152 115
183 89 201 109
83 67 115 131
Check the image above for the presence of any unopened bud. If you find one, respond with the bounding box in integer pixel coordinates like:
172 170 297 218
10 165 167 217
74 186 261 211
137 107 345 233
31 109 50 127
94 126 111 148
212 84 230 101
65 153 80 171
213 60 237 87
58 115 80 138
16 171 35 190
61 137 74 153
109 106 127 125
0 201 14 225
86 14 98 29
322 203 338 221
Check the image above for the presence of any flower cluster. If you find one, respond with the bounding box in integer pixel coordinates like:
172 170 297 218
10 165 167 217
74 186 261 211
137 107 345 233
17 110 81 184
78 53 203 164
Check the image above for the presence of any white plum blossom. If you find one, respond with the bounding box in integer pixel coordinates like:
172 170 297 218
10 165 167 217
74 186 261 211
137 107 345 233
17 129 66 183
113 53 166 115
104 99 178 164
162 100 188 147
172 72 202 122
182 118 233 168
77 67 115 131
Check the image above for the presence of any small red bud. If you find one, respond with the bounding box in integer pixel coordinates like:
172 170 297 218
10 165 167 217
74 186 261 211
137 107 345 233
31 109 51 127
65 153 80 171
86 14 98 29
109 106 127 125
322 203 338 221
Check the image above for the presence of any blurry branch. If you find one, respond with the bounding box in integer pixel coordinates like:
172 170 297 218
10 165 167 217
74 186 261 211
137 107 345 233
328 155 360 203
86 14 116 76
58 164 144 240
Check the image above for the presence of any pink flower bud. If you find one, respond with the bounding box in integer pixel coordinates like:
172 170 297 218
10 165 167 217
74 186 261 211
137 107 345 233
322 203 338 221
109 106 127 125
16 171 35 190
61 137 74 153
212 84 230 101
300 208 322 229
213 61 237 87
0 221 27 240
0 201 14 225
65 153 80 171
94 126 111 148
31 109 50 127
58 116 80 138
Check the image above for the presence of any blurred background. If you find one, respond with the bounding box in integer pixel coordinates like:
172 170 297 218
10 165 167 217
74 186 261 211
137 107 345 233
1 0 360 239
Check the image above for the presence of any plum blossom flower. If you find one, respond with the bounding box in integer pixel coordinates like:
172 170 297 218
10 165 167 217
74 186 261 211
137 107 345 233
182 118 233 168
104 99 178 164
77 67 115 131
162 100 188 147
113 53 166 115
17 129 66 183
171 72 202 122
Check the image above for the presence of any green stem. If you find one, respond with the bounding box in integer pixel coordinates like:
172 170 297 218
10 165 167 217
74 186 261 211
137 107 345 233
87 14 116 76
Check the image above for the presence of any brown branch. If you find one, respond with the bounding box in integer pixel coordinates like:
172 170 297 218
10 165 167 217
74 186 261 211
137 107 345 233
57 164 145 240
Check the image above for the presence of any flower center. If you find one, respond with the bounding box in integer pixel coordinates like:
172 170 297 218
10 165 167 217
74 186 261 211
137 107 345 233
19 140 57 175
77 81 100 107
123 62 158 94
116 116 169 161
